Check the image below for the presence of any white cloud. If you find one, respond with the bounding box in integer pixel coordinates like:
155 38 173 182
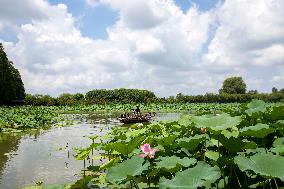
85 0 99 7
1 0 283 96
203 0 284 67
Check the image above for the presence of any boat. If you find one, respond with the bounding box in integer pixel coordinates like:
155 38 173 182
119 116 151 124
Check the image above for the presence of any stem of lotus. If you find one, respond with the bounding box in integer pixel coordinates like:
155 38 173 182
234 168 241 188
130 180 133 189
274 179 279 189
91 139 94 166
269 179 272 189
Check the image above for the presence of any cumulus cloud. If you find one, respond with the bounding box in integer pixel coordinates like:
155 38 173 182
203 0 284 67
0 0 283 96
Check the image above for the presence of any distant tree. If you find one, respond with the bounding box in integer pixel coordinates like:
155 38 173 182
280 88 284 94
0 43 25 104
57 93 74 105
248 90 258 94
73 93 84 101
272 87 278 93
219 76 246 94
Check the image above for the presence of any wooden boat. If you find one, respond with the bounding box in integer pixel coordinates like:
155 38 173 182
120 116 151 124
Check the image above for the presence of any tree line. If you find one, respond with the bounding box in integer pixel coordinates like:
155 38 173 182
24 87 284 106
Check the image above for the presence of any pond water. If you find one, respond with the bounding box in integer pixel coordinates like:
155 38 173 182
0 112 183 189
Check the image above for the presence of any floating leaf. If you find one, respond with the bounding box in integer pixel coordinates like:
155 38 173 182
106 156 149 184
192 113 242 131
245 100 267 116
178 115 193 127
205 150 219 161
234 152 284 181
218 135 246 153
156 156 196 171
159 161 221 189
176 135 208 151
271 137 284 155
240 123 274 138
267 105 284 121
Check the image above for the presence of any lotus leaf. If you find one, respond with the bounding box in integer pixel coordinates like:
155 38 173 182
106 156 149 184
234 152 284 181
156 156 196 170
240 123 274 138
245 99 267 116
192 113 242 131
159 161 221 189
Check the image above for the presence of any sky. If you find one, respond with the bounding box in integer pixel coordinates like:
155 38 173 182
0 0 283 97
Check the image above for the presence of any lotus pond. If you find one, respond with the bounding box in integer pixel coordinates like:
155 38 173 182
0 111 183 189
1 101 284 189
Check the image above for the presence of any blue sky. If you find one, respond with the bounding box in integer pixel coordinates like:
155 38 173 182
0 0 283 96
46 0 220 39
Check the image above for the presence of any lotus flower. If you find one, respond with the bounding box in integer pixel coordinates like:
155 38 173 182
139 143 158 159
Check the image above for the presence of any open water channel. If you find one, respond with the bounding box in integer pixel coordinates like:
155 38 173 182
0 112 183 189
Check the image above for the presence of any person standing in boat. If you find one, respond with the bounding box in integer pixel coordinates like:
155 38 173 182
135 106 141 115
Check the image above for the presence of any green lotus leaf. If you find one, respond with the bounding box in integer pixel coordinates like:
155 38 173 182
178 115 193 127
159 161 221 189
221 129 239 138
273 137 284 147
106 156 149 184
271 137 284 155
240 123 274 138
218 135 246 153
125 128 147 139
267 105 284 121
205 150 219 161
176 135 208 151
245 100 267 116
192 113 242 131
156 156 196 170
234 152 284 181
104 136 146 154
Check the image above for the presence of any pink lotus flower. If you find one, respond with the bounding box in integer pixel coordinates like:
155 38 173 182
139 143 158 159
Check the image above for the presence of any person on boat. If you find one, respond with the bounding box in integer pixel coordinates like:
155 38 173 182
135 106 141 114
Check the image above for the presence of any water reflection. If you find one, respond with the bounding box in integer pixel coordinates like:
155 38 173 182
0 112 183 189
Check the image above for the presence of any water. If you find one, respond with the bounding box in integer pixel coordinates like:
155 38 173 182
0 112 183 189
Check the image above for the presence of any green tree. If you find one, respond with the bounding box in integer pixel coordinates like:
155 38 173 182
0 43 25 104
272 87 278 93
219 76 246 94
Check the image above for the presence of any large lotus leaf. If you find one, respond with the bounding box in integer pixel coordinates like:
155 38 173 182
273 137 284 147
205 150 219 161
240 123 274 138
176 135 208 151
106 156 149 184
271 137 284 155
245 100 267 116
126 128 147 139
178 115 193 127
156 156 196 170
221 129 239 138
234 152 284 181
218 135 247 153
267 105 284 121
104 136 145 155
156 135 177 147
192 113 242 131
159 161 221 189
